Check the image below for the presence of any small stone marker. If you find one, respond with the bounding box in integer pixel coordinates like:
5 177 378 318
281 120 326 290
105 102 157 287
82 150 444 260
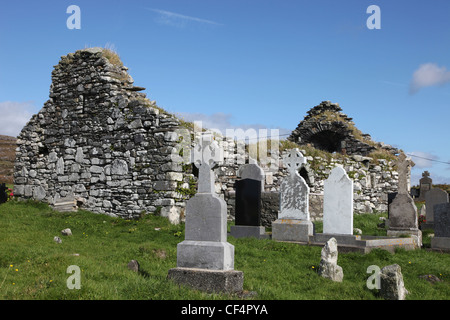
230 159 268 239
387 153 422 247
323 166 353 235
431 203 450 251
272 149 313 242
168 132 244 293
127 260 140 272
380 264 408 300
54 236 62 244
61 228 72 236
318 237 343 282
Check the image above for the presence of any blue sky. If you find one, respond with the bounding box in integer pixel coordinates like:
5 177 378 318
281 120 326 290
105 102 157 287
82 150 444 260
0 0 449 184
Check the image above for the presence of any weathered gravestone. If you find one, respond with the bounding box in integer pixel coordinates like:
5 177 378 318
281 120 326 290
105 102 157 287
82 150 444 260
0 183 7 204
387 153 422 247
230 159 268 239
168 133 244 293
272 149 313 242
431 203 450 251
423 188 449 230
417 171 432 201
323 166 353 235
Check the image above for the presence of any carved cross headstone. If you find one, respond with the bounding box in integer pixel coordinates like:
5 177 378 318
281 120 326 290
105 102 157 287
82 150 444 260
191 132 223 193
284 148 307 177
169 131 243 293
397 153 414 195
418 171 432 200
279 149 310 220
176 131 235 269
272 148 314 242
387 153 422 247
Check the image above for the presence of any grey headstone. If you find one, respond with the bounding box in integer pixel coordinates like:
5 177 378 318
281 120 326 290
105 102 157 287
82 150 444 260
387 153 421 247
170 133 244 293
176 132 236 271
425 188 449 223
418 171 432 200
389 193 418 229
434 203 450 238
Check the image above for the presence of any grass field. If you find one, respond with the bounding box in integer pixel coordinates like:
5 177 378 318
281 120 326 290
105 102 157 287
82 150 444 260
0 200 449 300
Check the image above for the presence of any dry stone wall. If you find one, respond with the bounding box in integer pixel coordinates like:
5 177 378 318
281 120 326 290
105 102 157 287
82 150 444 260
14 48 191 222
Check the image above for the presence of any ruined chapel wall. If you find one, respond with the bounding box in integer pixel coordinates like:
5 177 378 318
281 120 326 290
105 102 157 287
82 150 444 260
13 48 191 221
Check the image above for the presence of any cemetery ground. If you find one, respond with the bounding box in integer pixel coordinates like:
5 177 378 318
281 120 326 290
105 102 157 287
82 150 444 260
0 200 448 300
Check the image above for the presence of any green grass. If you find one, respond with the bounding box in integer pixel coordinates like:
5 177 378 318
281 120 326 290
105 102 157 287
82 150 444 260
0 200 449 300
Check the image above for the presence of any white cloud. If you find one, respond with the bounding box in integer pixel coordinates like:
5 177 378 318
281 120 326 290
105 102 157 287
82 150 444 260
408 151 450 184
147 8 223 27
409 63 450 94
407 151 438 169
0 101 35 137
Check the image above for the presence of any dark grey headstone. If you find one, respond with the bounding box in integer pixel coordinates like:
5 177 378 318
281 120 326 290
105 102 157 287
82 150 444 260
0 184 7 204
434 203 450 238
234 178 261 226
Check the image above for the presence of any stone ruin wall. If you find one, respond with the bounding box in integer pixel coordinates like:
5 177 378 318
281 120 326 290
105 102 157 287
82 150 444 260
14 48 192 222
14 48 399 224
216 150 399 227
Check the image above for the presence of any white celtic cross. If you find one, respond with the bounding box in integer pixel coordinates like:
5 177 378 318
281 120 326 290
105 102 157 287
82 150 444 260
191 132 224 193
283 149 306 176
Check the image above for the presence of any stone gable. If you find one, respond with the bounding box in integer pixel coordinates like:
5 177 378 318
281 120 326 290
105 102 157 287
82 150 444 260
13 48 190 221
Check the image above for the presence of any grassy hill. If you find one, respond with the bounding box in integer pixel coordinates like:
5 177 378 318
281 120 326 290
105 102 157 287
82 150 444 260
0 200 448 300
0 135 16 184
